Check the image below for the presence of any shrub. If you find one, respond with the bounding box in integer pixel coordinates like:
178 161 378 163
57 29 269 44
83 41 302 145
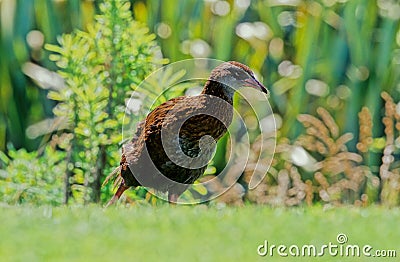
0 146 65 205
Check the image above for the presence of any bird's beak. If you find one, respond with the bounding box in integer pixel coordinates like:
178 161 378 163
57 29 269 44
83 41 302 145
244 78 269 95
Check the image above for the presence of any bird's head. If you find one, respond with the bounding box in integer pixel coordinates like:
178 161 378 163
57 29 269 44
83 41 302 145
208 61 269 96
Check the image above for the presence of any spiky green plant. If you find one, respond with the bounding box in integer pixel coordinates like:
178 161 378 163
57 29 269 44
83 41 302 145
44 0 165 203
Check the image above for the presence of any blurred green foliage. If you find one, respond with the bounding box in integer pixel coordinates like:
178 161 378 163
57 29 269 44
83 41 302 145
0 0 97 151
0 0 399 205
0 145 65 205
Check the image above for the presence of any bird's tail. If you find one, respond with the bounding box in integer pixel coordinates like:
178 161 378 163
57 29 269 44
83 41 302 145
102 166 122 190
103 165 130 208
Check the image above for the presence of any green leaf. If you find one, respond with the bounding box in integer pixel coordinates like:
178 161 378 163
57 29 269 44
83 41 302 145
47 91 64 101
0 151 10 165
45 43 63 54
192 182 208 196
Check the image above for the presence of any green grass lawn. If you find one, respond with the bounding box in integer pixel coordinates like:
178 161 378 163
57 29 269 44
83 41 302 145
0 205 399 261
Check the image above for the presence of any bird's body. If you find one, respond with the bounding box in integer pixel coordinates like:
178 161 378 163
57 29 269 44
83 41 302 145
104 61 268 205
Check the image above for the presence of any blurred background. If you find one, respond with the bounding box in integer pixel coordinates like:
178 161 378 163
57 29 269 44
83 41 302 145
0 0 399 206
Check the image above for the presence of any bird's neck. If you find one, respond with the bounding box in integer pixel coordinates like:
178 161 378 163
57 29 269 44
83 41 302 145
201 80 234 104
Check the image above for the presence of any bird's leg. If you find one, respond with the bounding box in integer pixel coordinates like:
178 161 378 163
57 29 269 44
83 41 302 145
105 181 130 208
168 193 179 204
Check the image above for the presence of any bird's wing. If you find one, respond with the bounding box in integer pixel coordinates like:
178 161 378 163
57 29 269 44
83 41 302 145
122 96 193 163
103 95 209 188
144 96 189 132
144 95 231 141
143 95 208 136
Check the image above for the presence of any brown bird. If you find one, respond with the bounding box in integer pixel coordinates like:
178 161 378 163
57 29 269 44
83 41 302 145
104 61 268 206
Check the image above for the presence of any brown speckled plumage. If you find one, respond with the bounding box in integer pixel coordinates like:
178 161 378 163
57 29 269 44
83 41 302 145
104 61 268 205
